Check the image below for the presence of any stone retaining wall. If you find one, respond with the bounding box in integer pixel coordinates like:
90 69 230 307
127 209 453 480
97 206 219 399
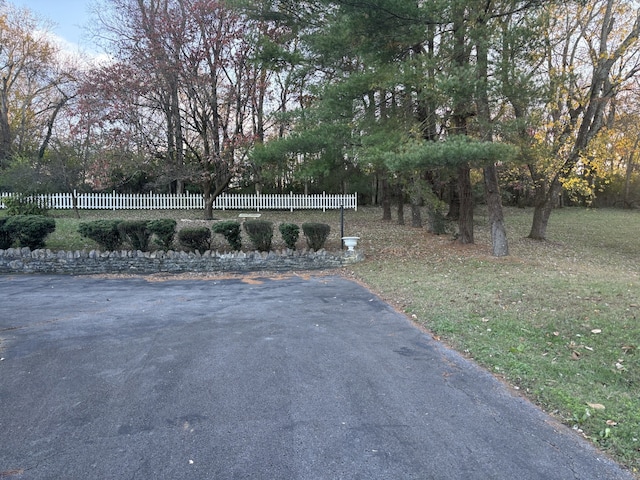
0 247 364 275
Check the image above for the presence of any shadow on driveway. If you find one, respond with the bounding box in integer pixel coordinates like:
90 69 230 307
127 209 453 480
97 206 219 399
0 274 634 479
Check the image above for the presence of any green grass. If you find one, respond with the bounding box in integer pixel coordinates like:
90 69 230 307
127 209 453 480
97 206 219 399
2 205 639 474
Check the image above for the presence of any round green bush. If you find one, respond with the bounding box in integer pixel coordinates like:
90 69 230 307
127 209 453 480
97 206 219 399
279 223 300 250
0 218 14 249
212 221 242 251
148 219 177 250
301 222 330 251
4 215 56 249
118 220 152 251
178 227 211 253
78 220 123 251
243 220 273 251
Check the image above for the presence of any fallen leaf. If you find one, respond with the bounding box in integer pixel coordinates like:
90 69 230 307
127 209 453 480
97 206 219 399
606 420 618 426
587 403 606 410
571 351 581 360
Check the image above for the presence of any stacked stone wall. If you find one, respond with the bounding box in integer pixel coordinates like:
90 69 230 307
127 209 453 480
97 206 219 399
0 247 363 275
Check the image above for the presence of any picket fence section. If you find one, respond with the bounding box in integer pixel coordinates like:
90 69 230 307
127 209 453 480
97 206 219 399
0 191 357 212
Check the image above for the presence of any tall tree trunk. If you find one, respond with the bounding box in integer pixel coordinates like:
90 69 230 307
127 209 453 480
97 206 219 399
476 12 508 256
447 176 460 220
203 174 232 220
203 181 214 221
38 96 68 160
529 178 561 240
457 165 474 244
171 86 185 194
396 183 405 225
623 139 638 209
410 176 423 228
451 2 474 244
0 78 12 167
484 165 508 255
371 174 378 206
411 203 422 228
381 175 392 221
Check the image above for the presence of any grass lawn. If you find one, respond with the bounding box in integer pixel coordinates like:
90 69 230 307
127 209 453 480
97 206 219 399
3 204 639 474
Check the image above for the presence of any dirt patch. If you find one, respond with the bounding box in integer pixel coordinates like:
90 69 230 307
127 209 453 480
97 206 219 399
84 269 344 283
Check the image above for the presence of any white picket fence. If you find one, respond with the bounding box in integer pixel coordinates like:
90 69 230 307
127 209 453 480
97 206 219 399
0 191 357 212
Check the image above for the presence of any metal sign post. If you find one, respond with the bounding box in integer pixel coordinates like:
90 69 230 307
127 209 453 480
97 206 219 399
340 204 344 249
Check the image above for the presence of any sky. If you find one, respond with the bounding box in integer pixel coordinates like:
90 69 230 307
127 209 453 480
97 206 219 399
16 0 96 52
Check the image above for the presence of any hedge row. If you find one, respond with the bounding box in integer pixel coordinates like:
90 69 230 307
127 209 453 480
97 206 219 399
177 220 331 253
78 219 177 252
0 215 56 250
77 219 331 253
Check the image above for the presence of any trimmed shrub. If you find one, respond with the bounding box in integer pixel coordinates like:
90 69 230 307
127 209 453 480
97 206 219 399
0 218 14 249
243 220 273 251
1 194 49 216
279 223 300 250
4 215 55 249
178 227 211 253
302 222 330 251
118 220 152 251
212 220 242 251
148 219 177 250
78 220 123 251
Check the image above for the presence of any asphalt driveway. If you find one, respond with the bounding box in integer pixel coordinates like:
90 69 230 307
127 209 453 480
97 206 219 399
0 274 634 479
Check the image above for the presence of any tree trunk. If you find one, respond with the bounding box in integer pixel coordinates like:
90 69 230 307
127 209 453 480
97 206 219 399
476 13 508 256
409 175 423 228
396 184 405 225
381 176 392 221
447 176 460 220
371 174 378 206
411 203 422 228
623 139 638 208
457 166 474 244
202 174 232 220
529 179 561 240
38 96 68 160
0 78 12 166
484 164 508 256
203 182 214 220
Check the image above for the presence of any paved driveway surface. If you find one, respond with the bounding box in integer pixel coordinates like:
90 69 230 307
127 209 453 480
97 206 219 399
0 274 634 479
